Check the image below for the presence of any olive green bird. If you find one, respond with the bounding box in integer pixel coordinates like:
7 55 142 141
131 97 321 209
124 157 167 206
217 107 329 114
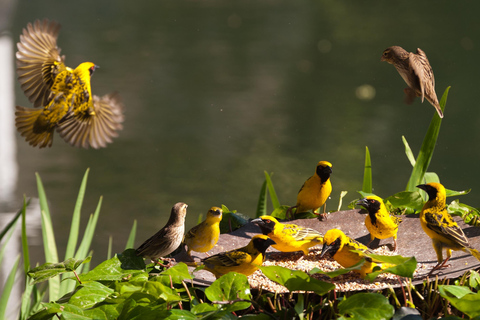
381 46 443 118
15 19 124 148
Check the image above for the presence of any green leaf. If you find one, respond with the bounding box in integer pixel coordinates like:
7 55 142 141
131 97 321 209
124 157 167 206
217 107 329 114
446 188 471 197
0 256 20 320
385 191 424 212
158 262 193 284
219 206 249 233
125 220 137 250
310 259 367 279
362 146 372 194
338 292 394 320
405 86 450 191
27 257 91 284
264 171 281 209
66 282 115 309
256 180 268 218
402 136 416 167
438 285 480 318
363 255 417 282
270 205 290 220
337 191 348 212
205 272 252 312
261 266 334 295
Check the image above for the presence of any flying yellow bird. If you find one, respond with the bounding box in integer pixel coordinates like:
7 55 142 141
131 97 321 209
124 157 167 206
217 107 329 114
252 215 323 256
201 235 275 279
288 161 332 219
136 202 188 262
320 228 393 278
184 207 223 259
417 183 480 276
15 19 124 148
356 196 401 252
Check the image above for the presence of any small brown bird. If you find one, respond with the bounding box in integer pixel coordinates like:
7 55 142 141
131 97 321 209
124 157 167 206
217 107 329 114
381 46 443 118
136 202 188 262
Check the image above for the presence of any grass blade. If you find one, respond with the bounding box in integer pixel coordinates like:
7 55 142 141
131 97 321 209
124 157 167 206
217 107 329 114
264 171 281 209
405 87 450 191
402 136 416 167
362 146 372 193
21 197 30 275
125 219 137 250
256 179 267 217
107 236 113 260
337 191 348 211
0 256 20 320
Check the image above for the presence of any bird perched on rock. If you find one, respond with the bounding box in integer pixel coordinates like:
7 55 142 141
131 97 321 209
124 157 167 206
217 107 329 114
288 161 333 219
252 215 323 256
15 19 124 148
201 235 276 278
320 228 393 278
184 207 223 259
356 196 401 252
136 202 188 263
417 183 480 276
381 46 443 118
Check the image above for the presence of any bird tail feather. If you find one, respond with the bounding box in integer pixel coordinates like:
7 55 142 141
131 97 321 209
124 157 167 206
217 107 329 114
468 248 480 262
15 106 54 148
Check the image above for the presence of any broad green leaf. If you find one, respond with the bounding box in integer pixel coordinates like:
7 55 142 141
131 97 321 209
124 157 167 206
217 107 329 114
261 265 334 295
270 205 290 220
0 256 20 320
220 206 249 233
79 250 145 282
66 282 114 309
310 259 367 279
205 272 251 312
158 262 193 284
438 285 480 318
362 146 372 194
27 257 91 284
385 191 424 212
363 255 417 282
125 220 137 250
402 136 416 167
190 303 219 315
256 180 268 218
338 292 394 320
405 86 450 191
264 171 281 209
469 270 480 291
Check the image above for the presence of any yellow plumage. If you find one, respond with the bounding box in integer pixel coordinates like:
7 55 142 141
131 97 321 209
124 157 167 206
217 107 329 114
15 19 124 148
252 215 323 255
356 196 401 252
201 235 276 279
290 161 332 219
417 183 480 276
184 207 222 258
320 228 392 278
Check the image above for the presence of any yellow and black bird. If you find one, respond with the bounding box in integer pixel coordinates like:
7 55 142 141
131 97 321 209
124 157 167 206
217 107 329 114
417 183 480 276
320 228 393 278
288 161 333 219
184 207 223 259
201 235 276 278
356 196 401 252
381 46 443 118
252 215 323 256
15 19 124 148
136 202 188 262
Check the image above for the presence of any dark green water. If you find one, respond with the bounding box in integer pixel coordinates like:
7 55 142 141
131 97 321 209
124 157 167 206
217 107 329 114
9 1 480 263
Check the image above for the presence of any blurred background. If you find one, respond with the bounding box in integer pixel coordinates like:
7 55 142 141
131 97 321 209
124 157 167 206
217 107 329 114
1 1 480 267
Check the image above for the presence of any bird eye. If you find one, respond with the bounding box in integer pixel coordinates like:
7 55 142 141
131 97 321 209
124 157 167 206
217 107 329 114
383 52 388 56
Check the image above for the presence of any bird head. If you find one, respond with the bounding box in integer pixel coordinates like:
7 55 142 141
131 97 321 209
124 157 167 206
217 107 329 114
75 62 99 79
207 207 223 222
416 182 445 202
251 235 276 254
381 46 407 64
251 216 278 235
320 229 345 258
316 161 333 181
356 196 383 215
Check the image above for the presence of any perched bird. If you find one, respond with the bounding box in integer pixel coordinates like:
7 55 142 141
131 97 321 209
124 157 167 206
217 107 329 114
320 229 393 278
136 202 188 262
288 161 333 219
15 19 124 148
417 183 480 276
184 207 223 259
356 196 402 252
252 215 323 256
201 235 276 278
381 46 443 118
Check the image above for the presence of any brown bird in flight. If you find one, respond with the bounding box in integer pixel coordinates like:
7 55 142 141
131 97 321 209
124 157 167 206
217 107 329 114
381 46 443 118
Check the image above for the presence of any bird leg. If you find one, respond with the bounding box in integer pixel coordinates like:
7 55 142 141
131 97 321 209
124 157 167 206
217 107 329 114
318 204 328 220
427 257 451 277
392 239 398 254
286 206 297 220
154 257 176 268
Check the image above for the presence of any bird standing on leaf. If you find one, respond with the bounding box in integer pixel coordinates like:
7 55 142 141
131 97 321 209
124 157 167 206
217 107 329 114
417 183 480 276
288 161 332 219
381 46 443 118
184 207 223 259
15 19 124 148
252 215 323 257
356 196 401 252
201 235 275 278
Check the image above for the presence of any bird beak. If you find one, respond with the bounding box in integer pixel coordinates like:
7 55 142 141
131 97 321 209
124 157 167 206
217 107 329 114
319 243 333 258
416 184 427 191
251 218 262 226
355 198 369 208
380 55 386 62
266 238 276 246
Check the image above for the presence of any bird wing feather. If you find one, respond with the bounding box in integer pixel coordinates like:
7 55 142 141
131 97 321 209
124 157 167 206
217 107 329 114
409 51 426 102
425 211 470 248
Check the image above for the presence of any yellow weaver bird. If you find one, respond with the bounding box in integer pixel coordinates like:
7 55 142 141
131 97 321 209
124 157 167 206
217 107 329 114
356 196 401 252
201 235 276 278
288 161 333 219
15 19 124 148
184 207 222 259
417 183 480 276
136 202 188 262
320 229 393 278
252 215 323 256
